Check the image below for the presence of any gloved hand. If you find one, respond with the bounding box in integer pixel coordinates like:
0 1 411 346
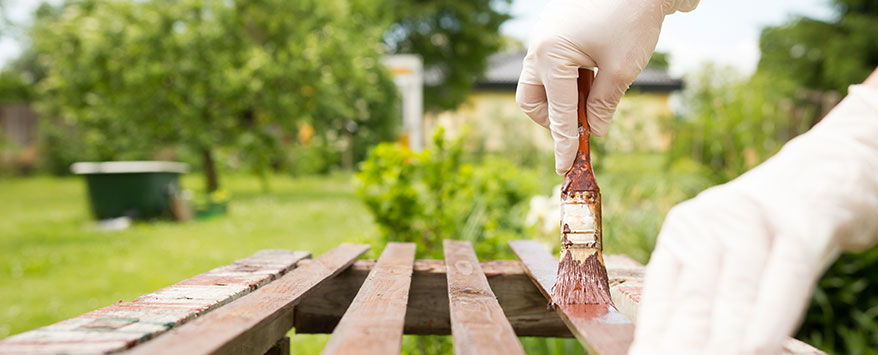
516 0 699 175
630 76 878 354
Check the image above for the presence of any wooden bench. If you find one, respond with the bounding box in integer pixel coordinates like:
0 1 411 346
0 242 825 354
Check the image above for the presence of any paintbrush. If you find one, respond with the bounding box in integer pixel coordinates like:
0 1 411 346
550 67 613 306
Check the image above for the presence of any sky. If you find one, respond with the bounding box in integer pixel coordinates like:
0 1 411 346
502 0 836 76
1 0 836 76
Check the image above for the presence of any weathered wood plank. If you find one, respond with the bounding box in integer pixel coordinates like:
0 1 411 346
509 240 634 355
125 243 369 355
322 242 416 355
294 260 572 337
603 255 825 355
444 240 525 355
0 249 310 355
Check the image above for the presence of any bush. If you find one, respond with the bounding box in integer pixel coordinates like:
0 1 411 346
357 128 585 353
286 141 340 176
797 249 878 353
669 65 798 183
356 128 539 260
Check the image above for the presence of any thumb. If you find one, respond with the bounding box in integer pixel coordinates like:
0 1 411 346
586 66 639 137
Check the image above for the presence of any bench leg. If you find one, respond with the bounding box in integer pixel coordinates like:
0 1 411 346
263 336 290 355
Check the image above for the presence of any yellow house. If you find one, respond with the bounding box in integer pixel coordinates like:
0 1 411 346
425 50 683 154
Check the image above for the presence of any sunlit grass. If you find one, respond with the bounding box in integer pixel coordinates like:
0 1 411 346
0 173 377 341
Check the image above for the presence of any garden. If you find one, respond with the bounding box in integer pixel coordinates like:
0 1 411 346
1 0 877 353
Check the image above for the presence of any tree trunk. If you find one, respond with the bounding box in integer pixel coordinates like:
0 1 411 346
202 147 219 193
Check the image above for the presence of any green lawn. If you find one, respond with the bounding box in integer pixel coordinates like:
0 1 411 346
0 173 377 341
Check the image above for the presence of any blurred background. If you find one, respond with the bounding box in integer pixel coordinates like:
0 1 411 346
0 0 876 353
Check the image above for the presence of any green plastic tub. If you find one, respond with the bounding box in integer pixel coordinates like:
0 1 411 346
71 161 189 220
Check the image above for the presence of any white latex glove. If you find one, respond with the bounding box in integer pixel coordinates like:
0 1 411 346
630 79 878 355
516 0 699 175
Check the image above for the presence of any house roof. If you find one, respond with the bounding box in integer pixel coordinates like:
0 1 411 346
476 50 683 92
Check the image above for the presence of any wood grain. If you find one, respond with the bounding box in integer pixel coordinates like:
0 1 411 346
322 243 416 355
444 240 525 355
125 243 369 355
509 240 634 355
0 250 310 355
294 259 572 337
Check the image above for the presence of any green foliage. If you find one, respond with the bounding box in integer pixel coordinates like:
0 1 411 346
285 141 340 176
386 0 512 110
646 51 670 71
757 0 878 94
596 153 713 263
356 128 537 259
0 70 34 103
31 0 398 189
669 64 805 183
797 248 878 353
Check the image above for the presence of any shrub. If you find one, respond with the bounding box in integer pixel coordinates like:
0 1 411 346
356 128 538 260
797 248 878 353
357 128 582 353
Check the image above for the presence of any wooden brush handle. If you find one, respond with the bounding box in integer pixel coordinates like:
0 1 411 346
576 68 594 161
561 68 599 194
559 68 602 252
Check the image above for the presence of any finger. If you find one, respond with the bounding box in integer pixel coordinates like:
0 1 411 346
629 246 682 354
543 74 579 175
586 66 639 136
515 82 550 129
656 204 721 352
706 195 772 353
743 235 822 354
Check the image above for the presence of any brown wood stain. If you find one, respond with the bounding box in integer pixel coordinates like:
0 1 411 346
551 68 612 307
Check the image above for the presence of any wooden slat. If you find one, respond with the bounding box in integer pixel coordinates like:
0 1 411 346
125 243 369 355
264 336 290 355
444 240 525 355
0 250 310 355
603 255 825 355
322 242 416 355
509 240 634 355
294 260 572 337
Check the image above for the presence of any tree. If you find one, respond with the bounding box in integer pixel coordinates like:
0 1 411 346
385 0 512 110
32 0 398 191
646 51 670 71
757 0 878 93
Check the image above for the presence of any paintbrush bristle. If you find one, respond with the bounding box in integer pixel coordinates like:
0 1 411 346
551 247 613 306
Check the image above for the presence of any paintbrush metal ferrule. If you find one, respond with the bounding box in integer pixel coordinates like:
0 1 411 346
560 190 600 249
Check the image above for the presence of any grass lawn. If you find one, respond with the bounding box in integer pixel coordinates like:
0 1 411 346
0 173 377 344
